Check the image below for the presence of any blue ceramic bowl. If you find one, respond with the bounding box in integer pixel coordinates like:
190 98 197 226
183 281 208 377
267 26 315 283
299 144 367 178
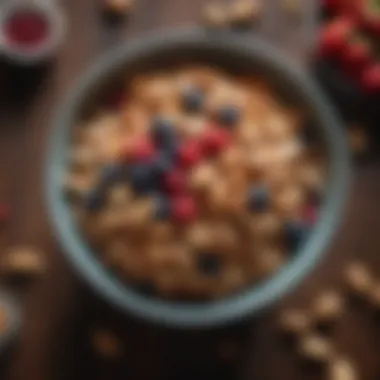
46 28 350 329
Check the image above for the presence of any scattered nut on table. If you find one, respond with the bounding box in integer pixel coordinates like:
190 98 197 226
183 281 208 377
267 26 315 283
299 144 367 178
344 262 372 298
278 309 311 336
229 0 262 28
202 2 228 28
91 329 124 359
103 0 134 17
298 334 334 363
0 247 46 279
328 357 358 380
312 290 345 326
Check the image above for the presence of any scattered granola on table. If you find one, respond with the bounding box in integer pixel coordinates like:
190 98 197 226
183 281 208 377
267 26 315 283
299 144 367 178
0 246 46 280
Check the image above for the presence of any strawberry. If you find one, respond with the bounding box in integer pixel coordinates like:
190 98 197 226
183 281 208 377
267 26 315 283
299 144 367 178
318 18 353 60
322 0 341 12
360 63 380 94
322 0 362 17
340 37 372 80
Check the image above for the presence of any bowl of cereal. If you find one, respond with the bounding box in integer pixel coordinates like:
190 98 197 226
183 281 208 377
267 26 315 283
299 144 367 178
46 28 349 328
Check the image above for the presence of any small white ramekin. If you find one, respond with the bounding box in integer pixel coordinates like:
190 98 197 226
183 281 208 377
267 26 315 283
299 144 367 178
0 0 66 65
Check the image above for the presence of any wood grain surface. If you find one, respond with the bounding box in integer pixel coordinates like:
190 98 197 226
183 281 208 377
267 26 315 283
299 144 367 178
0 1 378 380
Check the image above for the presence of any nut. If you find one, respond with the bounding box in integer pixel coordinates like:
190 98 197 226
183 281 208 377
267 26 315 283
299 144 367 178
68 146 99 170
298 334 334 363
229 0 262 28
312 290 345 325
63 173 94 200
202 3 228 28
103 0 134 16
328 357 358 380
278 309 311 336
1 247 46 279
256 247 284 276
189 163 216 193
186 223 214 250
344 262 372 298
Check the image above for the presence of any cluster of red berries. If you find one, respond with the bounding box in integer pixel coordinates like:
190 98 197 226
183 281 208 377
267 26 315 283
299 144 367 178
121 122 232 224
320 0 380 94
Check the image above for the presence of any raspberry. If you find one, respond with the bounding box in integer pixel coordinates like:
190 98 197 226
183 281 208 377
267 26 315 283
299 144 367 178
177 140 202 169
171 196 197 223
162 169 187 194
122 138 155 162
201 127 230 155
318 18 353 59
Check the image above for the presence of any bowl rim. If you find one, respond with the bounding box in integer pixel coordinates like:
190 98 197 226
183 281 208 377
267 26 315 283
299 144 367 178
46 27 350 329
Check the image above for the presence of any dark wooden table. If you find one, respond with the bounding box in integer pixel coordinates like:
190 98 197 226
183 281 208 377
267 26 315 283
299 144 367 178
1 1 379 379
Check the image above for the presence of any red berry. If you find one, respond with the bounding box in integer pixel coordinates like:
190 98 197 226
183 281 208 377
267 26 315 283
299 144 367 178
177 140 202 169
201 127 230 156
361 63 380 94
322 0 341 12
171 196 197 223
122 138 155 162
318 18 353 59
340 40 371 78
162 169 187 194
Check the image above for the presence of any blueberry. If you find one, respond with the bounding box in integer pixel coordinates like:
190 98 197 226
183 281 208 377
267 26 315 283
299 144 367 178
153 194 171 220
197 253 222 276
217 106 240 127
129 162 158 193
152 152 174 177
84 189 104 212
247 185 269 212
283 220 309 252
151 117 177 153
181 87 204 113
